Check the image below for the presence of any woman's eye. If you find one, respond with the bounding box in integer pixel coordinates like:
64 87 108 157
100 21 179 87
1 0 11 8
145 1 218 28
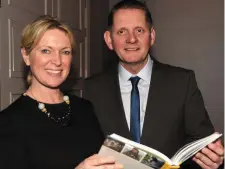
62 51 71 55
41 49 50 54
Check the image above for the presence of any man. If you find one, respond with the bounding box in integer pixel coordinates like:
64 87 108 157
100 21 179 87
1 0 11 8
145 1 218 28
83 1 224 169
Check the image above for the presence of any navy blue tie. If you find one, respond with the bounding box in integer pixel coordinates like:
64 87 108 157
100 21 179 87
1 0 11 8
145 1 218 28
130 76 141 143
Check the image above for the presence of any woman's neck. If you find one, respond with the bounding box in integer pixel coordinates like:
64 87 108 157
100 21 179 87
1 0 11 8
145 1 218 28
26 85 63 104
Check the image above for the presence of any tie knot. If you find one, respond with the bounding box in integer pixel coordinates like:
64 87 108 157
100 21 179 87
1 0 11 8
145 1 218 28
130 76 140 87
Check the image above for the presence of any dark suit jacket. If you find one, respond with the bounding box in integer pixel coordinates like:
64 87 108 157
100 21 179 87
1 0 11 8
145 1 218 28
83 59 214 168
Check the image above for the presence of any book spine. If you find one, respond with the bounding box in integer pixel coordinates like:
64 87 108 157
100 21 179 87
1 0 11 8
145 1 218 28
160 162 180 169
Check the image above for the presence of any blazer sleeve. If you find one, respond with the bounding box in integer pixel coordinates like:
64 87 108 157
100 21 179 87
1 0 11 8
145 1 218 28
183 70 214 144
179 71 215 169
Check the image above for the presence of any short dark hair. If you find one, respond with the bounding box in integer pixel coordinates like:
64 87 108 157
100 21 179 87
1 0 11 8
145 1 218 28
108 0 153 30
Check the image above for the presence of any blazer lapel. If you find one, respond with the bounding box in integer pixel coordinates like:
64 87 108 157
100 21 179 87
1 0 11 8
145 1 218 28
107 60 165 142
107 69 132 139
141 61 165 145
109 61 164 142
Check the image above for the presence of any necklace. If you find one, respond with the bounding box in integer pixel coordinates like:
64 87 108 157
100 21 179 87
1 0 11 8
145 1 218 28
23 93 72 127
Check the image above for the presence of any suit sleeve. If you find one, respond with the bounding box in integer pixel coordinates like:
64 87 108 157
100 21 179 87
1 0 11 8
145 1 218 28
183 70 214 143
179 71 215 169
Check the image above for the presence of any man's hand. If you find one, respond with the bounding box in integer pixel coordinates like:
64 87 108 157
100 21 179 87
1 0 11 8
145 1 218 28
75 154 124 169
193 138 224 169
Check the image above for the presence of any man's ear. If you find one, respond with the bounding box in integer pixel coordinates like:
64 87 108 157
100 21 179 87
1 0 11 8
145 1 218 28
104 31 113 50
150 27 156 46
21 48 30 66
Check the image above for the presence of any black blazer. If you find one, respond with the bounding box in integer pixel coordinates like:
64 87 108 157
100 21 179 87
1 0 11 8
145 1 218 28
83 60 214 166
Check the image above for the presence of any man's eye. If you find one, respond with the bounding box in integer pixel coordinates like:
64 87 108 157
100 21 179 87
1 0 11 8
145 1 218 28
118 30 126 35
41 49 50 54
137 29 144 33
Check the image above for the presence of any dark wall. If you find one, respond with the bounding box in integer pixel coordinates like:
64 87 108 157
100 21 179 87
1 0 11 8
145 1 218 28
109 0 224 133
89 0 109 76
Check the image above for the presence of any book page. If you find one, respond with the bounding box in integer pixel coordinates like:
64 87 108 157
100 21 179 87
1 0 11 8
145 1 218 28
99 135 169 169
171 133 222 165
99 146 154 169
110 134 172 165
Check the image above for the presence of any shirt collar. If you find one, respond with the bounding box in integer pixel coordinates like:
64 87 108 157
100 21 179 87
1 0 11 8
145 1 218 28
118 55 153 84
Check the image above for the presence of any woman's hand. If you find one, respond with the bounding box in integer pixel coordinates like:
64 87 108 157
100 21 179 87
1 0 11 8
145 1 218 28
75 154 124 169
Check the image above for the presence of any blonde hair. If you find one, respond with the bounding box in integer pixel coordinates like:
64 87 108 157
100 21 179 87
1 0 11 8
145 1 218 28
21 15 75 85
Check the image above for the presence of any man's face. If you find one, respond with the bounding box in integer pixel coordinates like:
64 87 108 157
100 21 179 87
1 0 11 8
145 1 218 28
104 8 155 65
132 148 138 154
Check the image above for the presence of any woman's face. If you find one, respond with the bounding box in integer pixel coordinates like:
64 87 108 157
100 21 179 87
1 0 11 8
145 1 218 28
22 28 72 89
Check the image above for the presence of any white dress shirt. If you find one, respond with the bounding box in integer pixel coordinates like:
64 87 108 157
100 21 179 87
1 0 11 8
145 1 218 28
118 56 153 134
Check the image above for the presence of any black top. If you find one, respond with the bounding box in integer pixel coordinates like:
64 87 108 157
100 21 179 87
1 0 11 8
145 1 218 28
0 94 104 169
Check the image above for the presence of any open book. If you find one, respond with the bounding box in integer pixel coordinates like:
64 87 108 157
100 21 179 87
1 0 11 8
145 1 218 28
99 133 222 169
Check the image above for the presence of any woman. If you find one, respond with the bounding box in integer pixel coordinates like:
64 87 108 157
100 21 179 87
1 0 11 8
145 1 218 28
0 15 123 169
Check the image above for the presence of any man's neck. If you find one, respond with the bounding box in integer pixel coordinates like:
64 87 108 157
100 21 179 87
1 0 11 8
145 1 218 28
120 58 148 74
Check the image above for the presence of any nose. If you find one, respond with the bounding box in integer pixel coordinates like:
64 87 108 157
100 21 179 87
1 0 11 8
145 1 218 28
126 32 138 44
52 51 62 66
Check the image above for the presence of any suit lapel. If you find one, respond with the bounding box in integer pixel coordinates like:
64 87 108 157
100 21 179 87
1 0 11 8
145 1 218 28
107 60 165 142
107 70 132 139
141 61 164 144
